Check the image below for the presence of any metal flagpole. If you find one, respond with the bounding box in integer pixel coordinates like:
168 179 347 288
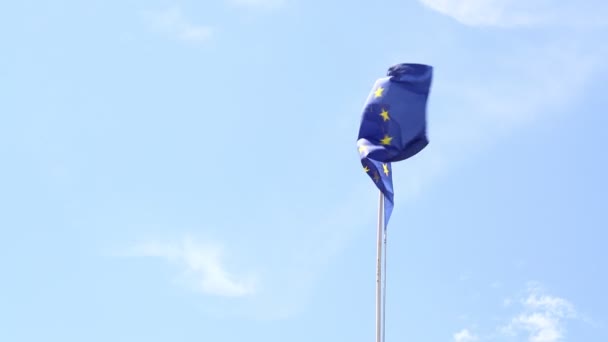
382 226 388 342
376 191 384 342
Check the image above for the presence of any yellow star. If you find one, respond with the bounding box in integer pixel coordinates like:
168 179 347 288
373 172 380 183
380 134 393 145
374 86 384 98
380 109 390 121
363 165 370 173
358 145 368 154
382 163 389 176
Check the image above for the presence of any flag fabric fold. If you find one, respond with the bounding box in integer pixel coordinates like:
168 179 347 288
357 63 433 228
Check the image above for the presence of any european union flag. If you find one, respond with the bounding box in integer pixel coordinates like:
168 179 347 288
357 63 433 228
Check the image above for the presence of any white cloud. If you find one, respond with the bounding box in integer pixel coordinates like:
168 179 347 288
417 0 536 27
143 7 212 43
417 0 608 28
451 284 584 342
454 328 478 342
115 185 374 320
502 286 577 342
129 237 256 297
387 2 607 208
228 0 285 9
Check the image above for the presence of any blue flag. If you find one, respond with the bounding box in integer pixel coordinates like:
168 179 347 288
357 63 433 228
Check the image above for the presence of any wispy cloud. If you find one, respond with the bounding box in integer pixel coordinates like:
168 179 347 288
454 284 583 341
502 285 577 342
227 0 286 10
391 3 608 207
129 237 256 297
143 7 212 43
417 0 608 28
417 0 538 27
114 183 373 320
454 328 478 342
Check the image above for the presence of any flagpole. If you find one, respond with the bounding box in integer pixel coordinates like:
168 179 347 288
382 225 388 342
376 191 384 342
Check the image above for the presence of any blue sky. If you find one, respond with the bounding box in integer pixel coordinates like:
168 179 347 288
1 0 607 341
